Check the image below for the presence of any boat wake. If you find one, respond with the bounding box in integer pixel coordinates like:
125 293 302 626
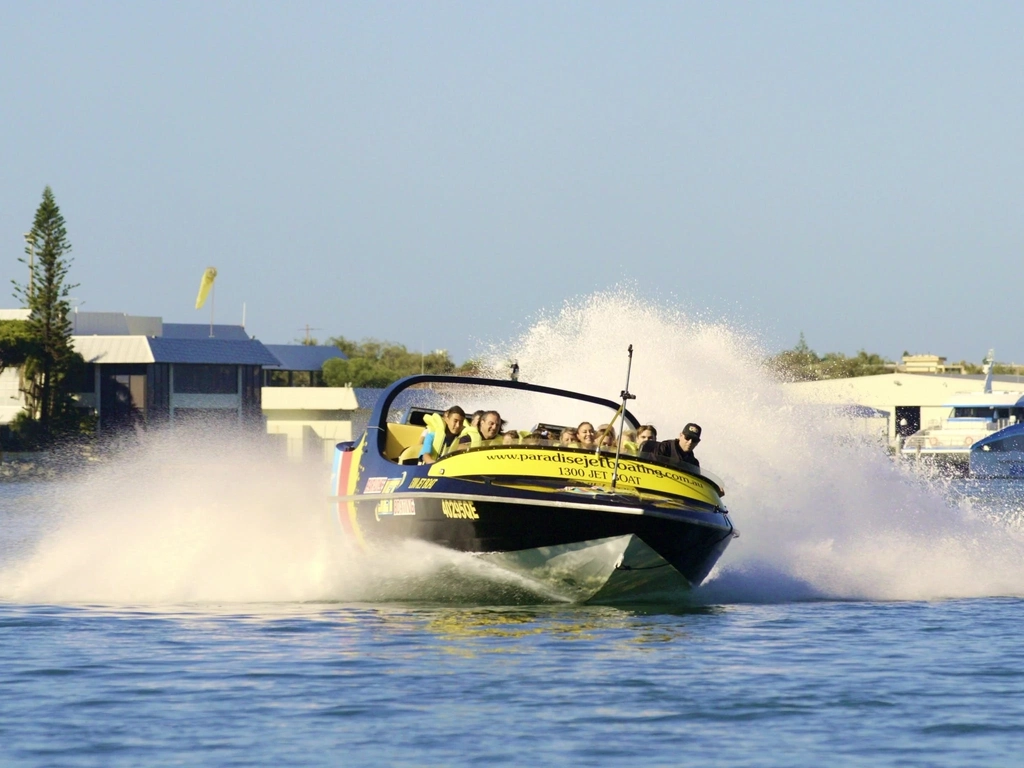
3 288 1024 606
0 432 569 605
489 290 1024 603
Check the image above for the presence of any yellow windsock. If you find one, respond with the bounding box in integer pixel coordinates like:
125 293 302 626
195 267 217 309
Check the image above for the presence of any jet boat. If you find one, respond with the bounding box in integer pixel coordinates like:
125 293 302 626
330 374 736 602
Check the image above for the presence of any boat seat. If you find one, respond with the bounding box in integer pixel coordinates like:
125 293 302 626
398 446 421 465
384 423 427 462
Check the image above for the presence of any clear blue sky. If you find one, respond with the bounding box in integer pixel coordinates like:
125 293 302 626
3 2 1022 363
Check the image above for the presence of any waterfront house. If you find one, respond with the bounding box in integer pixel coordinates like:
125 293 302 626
1 310 277 439
1 310 380 461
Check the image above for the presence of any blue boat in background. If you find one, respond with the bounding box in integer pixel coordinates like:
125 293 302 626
970 423 1024 478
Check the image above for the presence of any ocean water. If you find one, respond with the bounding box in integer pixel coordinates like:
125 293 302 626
4 294 1024 766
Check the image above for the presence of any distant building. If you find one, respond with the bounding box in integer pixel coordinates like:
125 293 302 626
1 309 385 462
262 385 381 462
787 371 1024 449
262 345 347 387
896 354 965 375
0 310 278 435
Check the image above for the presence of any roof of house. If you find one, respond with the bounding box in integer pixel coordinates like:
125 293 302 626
148 337 279 365
73 336 156 363
71 312 162 336
162 323 251 341
72 335 278 366
262 345 347 371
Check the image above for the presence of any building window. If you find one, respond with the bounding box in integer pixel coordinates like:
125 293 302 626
173 365 238 394
262 369 324 387
71 364 96 393
266 370 291 387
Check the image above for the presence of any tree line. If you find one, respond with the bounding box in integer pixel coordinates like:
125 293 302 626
765 334 891 381
766 333 996 382
320 338 480 388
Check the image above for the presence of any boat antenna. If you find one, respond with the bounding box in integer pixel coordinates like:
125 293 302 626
611 345 636 490
983 349 995 394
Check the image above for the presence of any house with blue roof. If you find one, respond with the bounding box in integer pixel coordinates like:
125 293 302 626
69 313 279 432
1 309 386 461
1 310 277 435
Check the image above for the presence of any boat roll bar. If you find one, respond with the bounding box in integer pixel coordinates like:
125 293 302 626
366 373 643 457
611 345 637 490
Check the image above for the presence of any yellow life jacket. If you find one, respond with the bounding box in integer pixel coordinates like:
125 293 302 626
422 413 459 459
458 424 482 448
457 425 499 449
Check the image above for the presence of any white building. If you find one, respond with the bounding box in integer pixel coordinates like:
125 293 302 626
785 372 1024 447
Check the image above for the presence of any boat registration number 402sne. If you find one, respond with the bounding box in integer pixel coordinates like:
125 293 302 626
330 365 737 603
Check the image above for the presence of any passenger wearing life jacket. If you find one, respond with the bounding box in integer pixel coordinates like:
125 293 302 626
419 406 466 464
596 423 617 451
620 428 638 455
577 422 597 450
457 410 503 449
523 429 548 445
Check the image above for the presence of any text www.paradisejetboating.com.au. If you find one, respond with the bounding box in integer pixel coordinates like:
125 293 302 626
482 450 703 489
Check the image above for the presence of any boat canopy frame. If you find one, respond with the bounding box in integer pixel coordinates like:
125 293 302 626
366 374 642 458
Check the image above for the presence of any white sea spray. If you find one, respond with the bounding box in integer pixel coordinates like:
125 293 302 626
3 289 1024 604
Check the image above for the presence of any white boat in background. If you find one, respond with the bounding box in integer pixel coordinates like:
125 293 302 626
900 351 1024 470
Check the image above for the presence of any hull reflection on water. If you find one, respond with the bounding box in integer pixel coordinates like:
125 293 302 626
481 534 704 604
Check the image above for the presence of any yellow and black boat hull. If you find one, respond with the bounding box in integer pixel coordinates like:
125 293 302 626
330 375 737 602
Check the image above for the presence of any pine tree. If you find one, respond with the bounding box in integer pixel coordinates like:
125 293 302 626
12 187 84 442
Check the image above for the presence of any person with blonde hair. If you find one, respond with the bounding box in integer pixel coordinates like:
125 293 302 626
596 423 616 447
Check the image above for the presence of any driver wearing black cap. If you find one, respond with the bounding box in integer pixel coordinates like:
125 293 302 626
651 422 702 469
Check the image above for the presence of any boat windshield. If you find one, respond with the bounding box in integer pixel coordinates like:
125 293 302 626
980 435 1024 452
